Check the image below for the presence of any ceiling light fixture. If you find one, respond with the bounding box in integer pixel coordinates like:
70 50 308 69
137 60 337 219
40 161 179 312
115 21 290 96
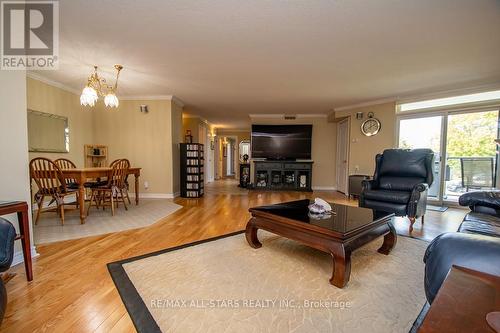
80 65 123 108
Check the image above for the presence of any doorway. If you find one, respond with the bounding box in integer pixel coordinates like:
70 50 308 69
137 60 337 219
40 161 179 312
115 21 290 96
336 118 349 194
397 108 499 204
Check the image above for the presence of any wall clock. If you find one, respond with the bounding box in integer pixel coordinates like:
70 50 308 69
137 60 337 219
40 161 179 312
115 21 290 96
361 112 381 136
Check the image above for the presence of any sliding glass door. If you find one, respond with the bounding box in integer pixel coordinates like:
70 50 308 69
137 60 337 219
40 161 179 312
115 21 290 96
398 115 443 200
397 108 499 204
444 110 499 201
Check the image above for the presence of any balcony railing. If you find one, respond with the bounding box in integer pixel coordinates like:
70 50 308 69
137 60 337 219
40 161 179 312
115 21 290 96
444 156 496 198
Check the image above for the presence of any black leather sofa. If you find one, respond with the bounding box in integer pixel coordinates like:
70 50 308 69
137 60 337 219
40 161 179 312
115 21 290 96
359 149 434 232
411 191 500 330
0 218 16 326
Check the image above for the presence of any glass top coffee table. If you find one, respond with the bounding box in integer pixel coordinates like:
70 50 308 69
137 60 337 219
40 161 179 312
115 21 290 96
246 199 396 288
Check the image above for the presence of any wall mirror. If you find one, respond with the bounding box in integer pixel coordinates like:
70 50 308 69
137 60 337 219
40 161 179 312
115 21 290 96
239 140 251 162
27 109 69 153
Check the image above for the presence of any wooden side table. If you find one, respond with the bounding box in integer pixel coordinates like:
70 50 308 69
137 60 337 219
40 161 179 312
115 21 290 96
419 265 499 332
0 201 33 281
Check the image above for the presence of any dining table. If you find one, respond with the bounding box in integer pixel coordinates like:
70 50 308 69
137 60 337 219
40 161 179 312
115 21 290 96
61 167 141 224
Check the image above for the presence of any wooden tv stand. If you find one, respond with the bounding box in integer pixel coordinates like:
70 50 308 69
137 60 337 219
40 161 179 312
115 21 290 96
252 160 313 191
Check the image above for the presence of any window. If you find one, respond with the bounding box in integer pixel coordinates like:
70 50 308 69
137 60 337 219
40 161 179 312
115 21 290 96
398 90 500 112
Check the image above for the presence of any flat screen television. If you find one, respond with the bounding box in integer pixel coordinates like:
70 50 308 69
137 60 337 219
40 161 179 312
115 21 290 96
251 124 312 160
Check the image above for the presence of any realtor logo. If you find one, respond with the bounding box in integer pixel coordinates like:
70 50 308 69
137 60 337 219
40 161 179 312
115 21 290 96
1 0 59 70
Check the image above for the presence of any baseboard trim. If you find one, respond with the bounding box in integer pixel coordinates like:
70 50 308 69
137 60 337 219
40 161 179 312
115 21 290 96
12 246 39 267
312 186 337 191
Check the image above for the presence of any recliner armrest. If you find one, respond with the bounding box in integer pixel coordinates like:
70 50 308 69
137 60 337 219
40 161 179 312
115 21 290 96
412 183 429 193
423 232 500 304
409 183 428 203
459 191 500 217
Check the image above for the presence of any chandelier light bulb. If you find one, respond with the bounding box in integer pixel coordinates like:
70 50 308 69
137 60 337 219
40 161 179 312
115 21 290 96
80 86 98 107
80 65 123 108
104 93 119 108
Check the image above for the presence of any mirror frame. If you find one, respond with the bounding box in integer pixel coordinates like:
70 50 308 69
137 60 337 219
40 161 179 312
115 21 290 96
239 140 251 162
28 109 69 153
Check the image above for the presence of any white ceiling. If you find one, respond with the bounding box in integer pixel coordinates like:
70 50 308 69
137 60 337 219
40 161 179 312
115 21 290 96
32 0 500 128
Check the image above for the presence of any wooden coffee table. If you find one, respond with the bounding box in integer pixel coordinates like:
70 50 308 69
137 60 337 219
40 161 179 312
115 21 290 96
245 199 396 288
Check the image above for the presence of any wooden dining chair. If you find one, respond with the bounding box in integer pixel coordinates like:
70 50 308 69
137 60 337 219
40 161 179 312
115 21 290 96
87 159 130 216
30 157 79 225
109 158 131 205
54 158 79 190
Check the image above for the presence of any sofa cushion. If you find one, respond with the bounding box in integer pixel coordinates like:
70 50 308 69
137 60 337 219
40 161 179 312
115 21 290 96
463 212 500 225
459 212 500 237
363 189 411 204
362 199 408 216
378 176 426 192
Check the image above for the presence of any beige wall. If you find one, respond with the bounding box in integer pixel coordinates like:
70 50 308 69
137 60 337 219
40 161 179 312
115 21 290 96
27 78 182 197
171 102 183 194
93 99 179 196
335 102 397 175
182 116 202 143
27 78 93 165
0 71 34 262
251 117 336 189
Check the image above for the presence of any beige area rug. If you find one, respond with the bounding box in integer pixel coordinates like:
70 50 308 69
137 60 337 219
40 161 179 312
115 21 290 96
108 231 428 333
34 199 182 244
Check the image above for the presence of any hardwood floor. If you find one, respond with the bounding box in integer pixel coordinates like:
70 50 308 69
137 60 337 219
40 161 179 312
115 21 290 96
2 180 466 332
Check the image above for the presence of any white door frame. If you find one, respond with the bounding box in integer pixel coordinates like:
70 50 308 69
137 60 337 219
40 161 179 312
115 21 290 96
336 118 350 194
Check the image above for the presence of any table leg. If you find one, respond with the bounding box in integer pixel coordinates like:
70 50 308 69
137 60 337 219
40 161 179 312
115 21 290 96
329 243 351 288
134 173 139 205
378 222 397 255
78 174 86 224
17 207 33 281
245 218 262 249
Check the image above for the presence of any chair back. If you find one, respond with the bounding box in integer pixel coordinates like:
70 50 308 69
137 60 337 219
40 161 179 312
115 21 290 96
461 157 495 189
108 159 130 188
373 149 434 191
109 159 121 168
30 157 67 195
54 158 77 186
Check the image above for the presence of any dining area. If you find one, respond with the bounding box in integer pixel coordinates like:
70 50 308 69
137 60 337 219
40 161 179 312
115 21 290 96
29 157 142 225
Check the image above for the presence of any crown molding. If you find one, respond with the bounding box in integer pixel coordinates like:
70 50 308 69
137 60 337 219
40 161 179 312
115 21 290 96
249 113 327 119
27 72 80 95
333 97 397 112
27 72 186 105
296 114 328 118
182 113 215 128
333 82 500 112
171 96 185 108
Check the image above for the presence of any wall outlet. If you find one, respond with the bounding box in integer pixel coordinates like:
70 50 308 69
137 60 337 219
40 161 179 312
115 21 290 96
354 165 360 172
144 181 149 189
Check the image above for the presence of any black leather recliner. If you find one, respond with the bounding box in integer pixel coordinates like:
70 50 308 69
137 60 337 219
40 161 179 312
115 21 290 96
359 149 434 232
0 217 16 326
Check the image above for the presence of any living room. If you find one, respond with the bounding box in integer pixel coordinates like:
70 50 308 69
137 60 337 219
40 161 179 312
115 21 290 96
0 1 499 332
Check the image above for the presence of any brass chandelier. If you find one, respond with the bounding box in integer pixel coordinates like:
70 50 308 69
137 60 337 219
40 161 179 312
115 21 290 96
80 65 123 108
